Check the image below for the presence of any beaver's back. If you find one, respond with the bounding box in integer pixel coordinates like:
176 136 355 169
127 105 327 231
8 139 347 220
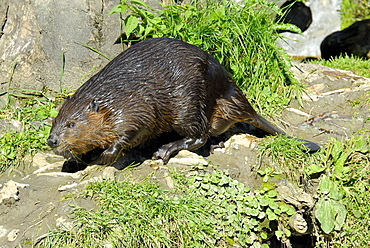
72 38 230 135
78 38 228 99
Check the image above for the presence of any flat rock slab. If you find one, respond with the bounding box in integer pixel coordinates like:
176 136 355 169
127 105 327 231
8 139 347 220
282 62 370 144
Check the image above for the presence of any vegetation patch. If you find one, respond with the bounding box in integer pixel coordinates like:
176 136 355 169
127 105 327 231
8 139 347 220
39 166 297 248
259 134 370 247
341 0 370 29
38 133 370 247
0 91 60 172
0 1 369 247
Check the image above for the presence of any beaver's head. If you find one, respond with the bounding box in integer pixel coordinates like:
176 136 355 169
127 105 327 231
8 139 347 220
47 97 118 158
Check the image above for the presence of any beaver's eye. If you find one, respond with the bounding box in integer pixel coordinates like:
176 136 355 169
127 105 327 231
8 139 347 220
66 121 76 128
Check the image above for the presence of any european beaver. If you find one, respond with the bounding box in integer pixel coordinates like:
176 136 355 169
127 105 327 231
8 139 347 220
47 37 319 165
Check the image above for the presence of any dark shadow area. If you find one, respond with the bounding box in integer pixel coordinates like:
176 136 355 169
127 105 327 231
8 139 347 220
61 122 271 173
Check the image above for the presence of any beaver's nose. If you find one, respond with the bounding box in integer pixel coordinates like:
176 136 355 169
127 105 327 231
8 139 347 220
47 135 59 148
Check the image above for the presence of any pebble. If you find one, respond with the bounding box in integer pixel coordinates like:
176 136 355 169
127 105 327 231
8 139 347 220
0 180 29 204
7 229 20 242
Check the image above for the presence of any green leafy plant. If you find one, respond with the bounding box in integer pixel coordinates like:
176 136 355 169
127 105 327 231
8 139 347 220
109 0 302 115
303 136 370 246
257 131 370 246
315 175 347 234
323 136 368 182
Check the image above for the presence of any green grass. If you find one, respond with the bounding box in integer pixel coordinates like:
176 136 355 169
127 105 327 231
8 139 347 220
258 134 370 248
341 0 370 29
309 55 370 78
333 186 370 247
257 135 320 183
310 135 370 247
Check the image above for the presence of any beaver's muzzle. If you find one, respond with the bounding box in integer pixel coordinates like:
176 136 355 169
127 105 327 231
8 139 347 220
47 135 59 148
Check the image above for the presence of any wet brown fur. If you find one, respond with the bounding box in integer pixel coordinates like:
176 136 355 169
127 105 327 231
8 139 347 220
47 37 319 165
51 100 119 159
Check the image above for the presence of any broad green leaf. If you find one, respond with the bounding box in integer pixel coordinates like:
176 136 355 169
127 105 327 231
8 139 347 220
315 198 335 234
275 230 284 238
284 229 291 237
150 16 162 25
258 211 266 219
124 15 139 37
318 175 332 194
130 0 149 7
268 200 279 210
266 208 277 220
260 231 268 239
354 136 368 153
144 26 154 37
279 204 295 215
266 189 277 198
328 181 344 200
305 163 326 175
332 201 347 231
108 5 122 15
259 197 269 207
333 150 350 179
273 207 282 215
248 208 259 217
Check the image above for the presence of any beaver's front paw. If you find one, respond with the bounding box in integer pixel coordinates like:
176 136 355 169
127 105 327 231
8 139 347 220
152 143 173 164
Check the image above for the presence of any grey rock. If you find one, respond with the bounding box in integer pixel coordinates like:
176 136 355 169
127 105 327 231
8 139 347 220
289 212 309 235
0 180 28 205
276 180 314 210
0 119 22 137
7 229 19 242
0 0 121 95
0 226 7 238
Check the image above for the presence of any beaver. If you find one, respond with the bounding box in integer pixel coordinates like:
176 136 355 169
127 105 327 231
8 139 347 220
47 37 319 165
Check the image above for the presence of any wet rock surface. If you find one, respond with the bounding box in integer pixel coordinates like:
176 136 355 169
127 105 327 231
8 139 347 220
0 63 369 247
285 62 370 143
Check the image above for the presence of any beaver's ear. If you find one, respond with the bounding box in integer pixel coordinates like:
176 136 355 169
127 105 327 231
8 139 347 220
89 99 99 112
